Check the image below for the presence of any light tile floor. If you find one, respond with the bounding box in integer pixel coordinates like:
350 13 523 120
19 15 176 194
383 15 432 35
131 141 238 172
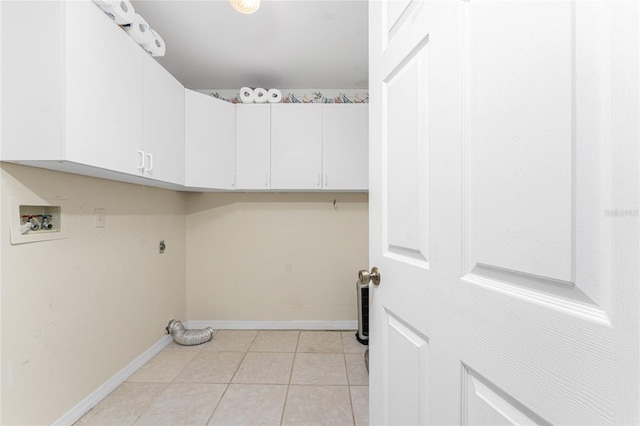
76 330 369 426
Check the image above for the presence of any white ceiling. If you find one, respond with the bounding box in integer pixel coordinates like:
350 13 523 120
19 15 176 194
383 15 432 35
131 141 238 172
131 0 369 91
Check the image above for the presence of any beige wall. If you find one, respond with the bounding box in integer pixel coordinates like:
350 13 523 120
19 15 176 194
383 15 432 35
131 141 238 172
0 164 187 425
186 192 368 322
0 165 369 424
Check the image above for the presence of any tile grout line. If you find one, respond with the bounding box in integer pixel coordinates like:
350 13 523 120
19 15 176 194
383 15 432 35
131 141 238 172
340 332 359 425
127 341 205 425
280 330 302 426
169 344 204 382
185 330 224 426
205 329 259 425
129 382 170 426
204 382 230 426
343 333 357 426
226 330 259 384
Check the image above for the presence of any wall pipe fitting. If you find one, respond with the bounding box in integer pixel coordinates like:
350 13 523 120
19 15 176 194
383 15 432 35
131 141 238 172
29 216 41 231
41 215 53 230
166 319 214 346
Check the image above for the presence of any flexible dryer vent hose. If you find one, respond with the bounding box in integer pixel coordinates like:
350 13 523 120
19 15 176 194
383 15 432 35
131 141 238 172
166 319 214 346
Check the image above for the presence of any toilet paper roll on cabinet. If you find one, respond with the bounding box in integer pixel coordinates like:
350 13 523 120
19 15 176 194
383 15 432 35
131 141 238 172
125 14 155 46
143 29 166 57
93 0 136 25
267 88 282 103
240 87 255 104
254 88 268 103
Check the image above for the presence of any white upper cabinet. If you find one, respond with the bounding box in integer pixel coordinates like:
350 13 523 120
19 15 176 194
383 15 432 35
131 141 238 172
1 1 61 162
322 104 368 190
142 54 185 185
234 103 368 192
184 90 236 190
236 104 271 190
64 0 144 176
0 2 368 192
2 0 144 174
1 0 185 189
270 104 323 190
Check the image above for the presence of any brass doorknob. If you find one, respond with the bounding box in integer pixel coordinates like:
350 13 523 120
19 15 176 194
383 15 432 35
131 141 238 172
358 267 381 286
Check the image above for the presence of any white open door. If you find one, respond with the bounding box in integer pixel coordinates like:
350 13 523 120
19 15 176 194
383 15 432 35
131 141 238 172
368 0 639 424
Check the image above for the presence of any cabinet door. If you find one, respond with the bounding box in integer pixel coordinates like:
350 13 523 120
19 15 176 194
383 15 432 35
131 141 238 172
64 0 143 175
142 54 185 185
1 1 62 161
236 104 271 190
184 90 236 189
270 104 323 190
322 104 369 190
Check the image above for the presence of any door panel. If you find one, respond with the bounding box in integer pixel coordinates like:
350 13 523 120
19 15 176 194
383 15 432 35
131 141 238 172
463 1 613 316
370 0 639 425
386 1 411 38
462 366 550 426
384 36 429 264
385 312 429 426
468 0 573 285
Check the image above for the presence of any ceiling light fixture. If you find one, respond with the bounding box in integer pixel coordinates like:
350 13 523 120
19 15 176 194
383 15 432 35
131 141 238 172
229 0 260 14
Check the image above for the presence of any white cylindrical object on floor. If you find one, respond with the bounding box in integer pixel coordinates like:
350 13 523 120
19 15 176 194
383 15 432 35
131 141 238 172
267 88 282 103
125 14 154 46
143 29 166 57
254 87 268 103
240 87 255 104
92 0 135 25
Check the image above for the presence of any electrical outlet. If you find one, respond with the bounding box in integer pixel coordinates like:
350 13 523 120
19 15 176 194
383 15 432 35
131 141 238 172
94 208 105 228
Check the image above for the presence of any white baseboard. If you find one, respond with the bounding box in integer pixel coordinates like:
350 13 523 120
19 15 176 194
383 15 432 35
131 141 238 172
52 335 172 426
185 320 358 331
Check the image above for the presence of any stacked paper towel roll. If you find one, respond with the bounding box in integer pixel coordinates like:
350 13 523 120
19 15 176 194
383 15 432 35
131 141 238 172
254 88 268 103
268 88 283 103
92 0 166 57
123 14 166 57
125 14 154 45
93 0 135 25
240 87 255 103
240 87 282 104
143 29 166 57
